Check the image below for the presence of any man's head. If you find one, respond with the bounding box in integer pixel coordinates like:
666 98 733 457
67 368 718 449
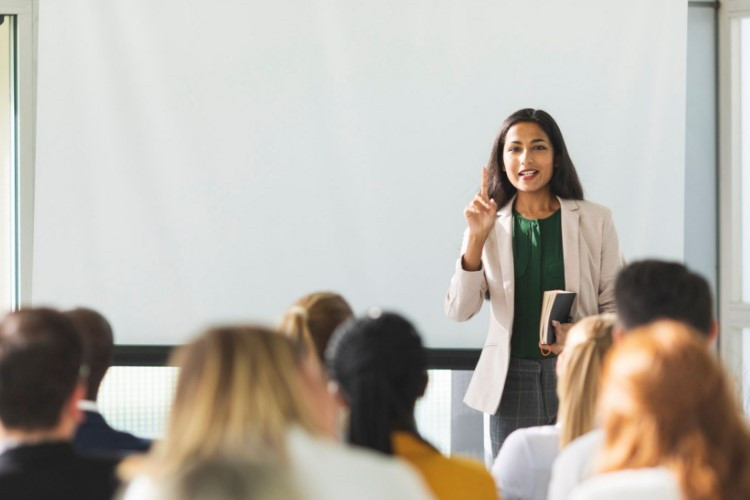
64 308 113 401
0 308 84 434
614 260 716 341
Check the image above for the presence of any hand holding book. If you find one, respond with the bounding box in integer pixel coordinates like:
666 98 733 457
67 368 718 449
538 290 577 356
540 321 572 355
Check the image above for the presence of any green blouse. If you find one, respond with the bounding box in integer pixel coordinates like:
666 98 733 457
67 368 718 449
511 209 566 359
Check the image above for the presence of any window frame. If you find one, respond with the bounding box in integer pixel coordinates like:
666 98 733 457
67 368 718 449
718 0 750 409
0 0 36 312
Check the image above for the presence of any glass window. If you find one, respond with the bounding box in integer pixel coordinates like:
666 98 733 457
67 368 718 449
415 369 452 454
98 367 479 457
98 367 179 440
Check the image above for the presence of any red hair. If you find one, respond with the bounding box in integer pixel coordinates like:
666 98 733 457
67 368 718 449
597 321 750 500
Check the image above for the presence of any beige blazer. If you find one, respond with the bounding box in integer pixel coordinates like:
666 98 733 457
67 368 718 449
445 197 625 414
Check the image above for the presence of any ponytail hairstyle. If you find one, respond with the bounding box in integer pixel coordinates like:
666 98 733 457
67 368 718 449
278 292 353 364
487 108 584 209
326 311 427 455
556 314 616 448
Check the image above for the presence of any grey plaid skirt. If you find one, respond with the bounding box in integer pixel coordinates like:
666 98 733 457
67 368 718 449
489 357 559 458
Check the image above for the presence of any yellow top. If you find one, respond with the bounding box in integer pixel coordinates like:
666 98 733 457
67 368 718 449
392 431 500 500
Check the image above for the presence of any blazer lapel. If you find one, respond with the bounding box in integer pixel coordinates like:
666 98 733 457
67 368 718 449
496 198 515 317
560 197 580 296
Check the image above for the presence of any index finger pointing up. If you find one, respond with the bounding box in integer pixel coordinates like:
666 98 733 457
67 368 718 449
481 167 489 198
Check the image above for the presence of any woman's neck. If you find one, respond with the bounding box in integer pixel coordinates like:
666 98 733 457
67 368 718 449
514 190 559 219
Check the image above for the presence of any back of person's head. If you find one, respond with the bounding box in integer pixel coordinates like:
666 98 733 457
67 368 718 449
278 292 353 364
150 326 319 477
161 457 301 500
326 311 427 455
556 313 615 448
614 260 713 336
0 308 83 431
64 307 113 401
597 321 750 500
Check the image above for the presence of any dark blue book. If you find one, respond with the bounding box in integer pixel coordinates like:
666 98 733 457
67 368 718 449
539 291 577 345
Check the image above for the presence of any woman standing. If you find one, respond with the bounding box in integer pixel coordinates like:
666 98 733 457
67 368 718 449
445 108 624 455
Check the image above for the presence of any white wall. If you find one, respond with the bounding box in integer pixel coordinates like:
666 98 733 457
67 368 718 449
31 0 687 346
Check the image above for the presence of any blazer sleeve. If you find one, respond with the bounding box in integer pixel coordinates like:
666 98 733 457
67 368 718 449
445 228 489 322
597 210 626 313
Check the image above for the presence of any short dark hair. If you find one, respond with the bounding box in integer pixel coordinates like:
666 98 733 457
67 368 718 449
65 308 113 401
326 311 427 455
487 108 584 208
0 308 83 430
614 260 714 336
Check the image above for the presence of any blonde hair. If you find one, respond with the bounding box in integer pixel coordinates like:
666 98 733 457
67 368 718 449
278 292 353 363
147 327 317 478
597 321 750 500
557 314 615 448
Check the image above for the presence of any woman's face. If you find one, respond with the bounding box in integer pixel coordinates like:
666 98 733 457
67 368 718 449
502 122 555 195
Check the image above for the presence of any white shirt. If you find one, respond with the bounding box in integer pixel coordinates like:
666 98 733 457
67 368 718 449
121 428 434 500
547 429 603 500
286 428 433 500
569 468 681 500
491 424 560 500
77 399 99 413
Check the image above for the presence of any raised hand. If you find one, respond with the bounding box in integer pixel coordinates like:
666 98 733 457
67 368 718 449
464 167 498 240
461 167 498 271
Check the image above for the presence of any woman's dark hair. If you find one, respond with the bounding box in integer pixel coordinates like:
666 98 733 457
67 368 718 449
614 260 714 336
488 108 584 208
326 311 427 455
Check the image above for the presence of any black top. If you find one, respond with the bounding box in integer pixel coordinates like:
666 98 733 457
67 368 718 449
0 441 120 500
74 410 151 457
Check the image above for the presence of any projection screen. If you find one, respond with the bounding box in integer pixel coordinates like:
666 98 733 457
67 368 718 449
32 0 686 346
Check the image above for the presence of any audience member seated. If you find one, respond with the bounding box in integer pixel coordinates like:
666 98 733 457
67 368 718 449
160 458 301 500
65 307 151 456
278 291 353 365
121 326 432 500
0 308 120 500
570 321 750 500
547 259 717 500
490 314 614 500
327 310 498 500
